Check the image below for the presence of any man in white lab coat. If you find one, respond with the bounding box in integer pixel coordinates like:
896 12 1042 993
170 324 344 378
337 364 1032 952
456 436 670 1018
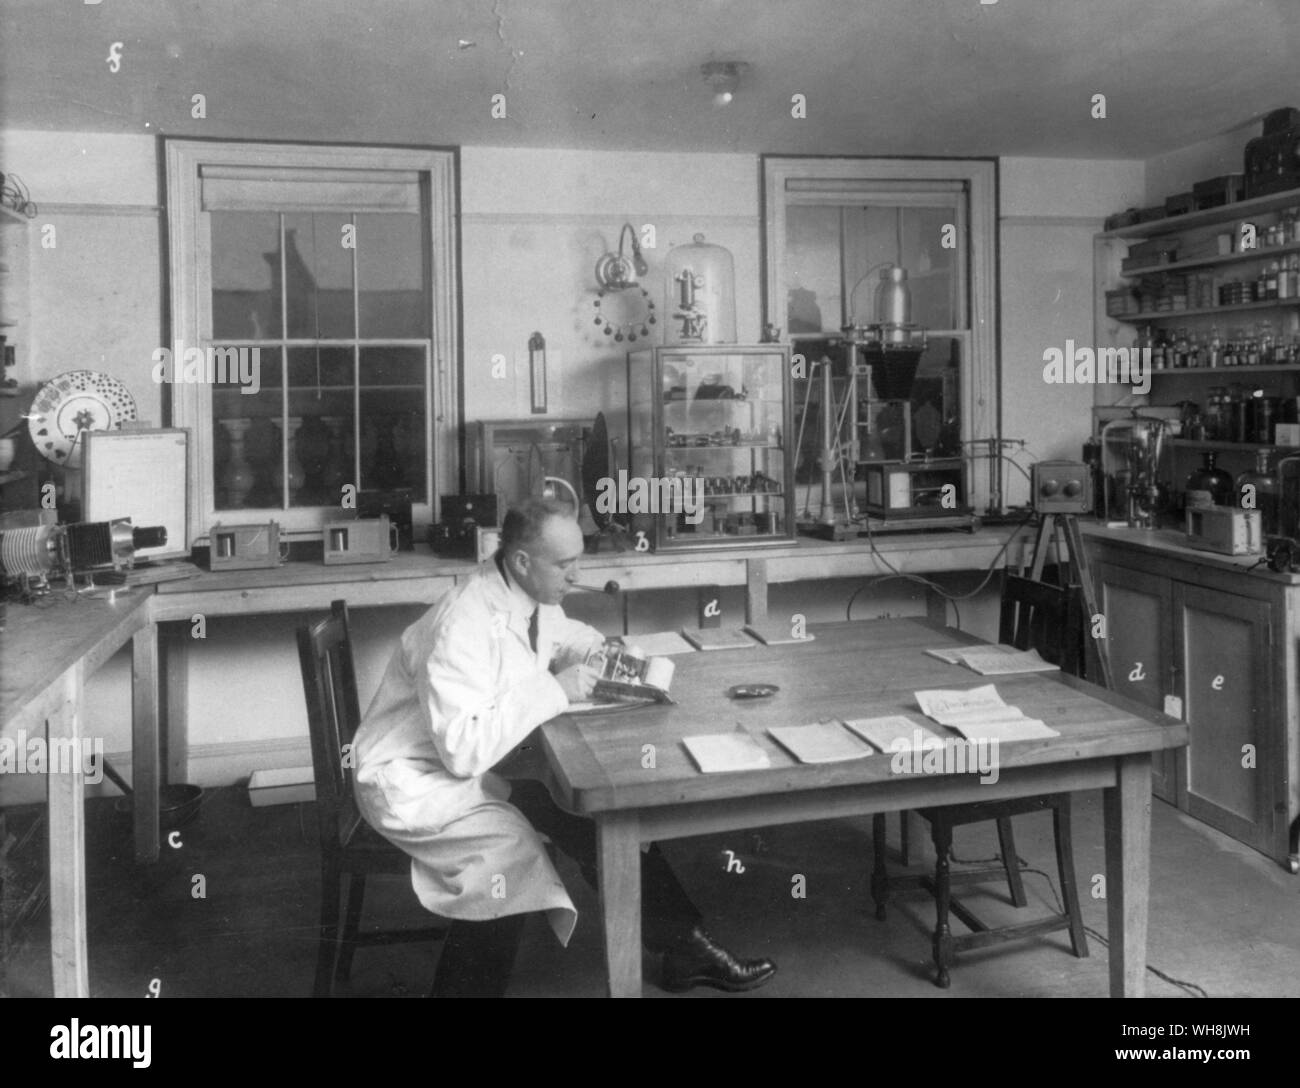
353 497 776 996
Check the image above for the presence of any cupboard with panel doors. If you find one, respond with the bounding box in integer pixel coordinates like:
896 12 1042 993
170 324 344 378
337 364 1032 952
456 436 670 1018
1089 532 1299 872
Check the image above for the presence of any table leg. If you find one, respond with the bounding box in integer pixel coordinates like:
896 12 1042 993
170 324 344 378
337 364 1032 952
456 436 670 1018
46 667 89 998
1103 752 1152 997
596 812 642 998
132 626 160 863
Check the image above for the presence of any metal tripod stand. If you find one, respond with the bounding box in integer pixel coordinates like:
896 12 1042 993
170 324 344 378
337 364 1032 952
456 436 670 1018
1021 512 1112 689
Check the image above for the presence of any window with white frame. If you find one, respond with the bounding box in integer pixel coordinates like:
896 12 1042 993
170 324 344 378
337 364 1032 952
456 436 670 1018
163 140 459 547
762 157 999 514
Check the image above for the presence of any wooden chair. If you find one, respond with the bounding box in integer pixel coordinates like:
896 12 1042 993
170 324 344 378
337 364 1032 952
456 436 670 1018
870 572 1089 988
296 599 446 997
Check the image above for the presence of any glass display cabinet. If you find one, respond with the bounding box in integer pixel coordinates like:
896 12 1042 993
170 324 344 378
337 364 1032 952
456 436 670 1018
626 344 795 550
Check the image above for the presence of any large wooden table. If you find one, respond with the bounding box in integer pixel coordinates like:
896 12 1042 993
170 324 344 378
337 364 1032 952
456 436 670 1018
540 618 1189 998
0 591 157 998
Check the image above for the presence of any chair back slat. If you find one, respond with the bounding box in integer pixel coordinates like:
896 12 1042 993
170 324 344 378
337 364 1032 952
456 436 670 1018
296 599 363 849
999 573 1086 677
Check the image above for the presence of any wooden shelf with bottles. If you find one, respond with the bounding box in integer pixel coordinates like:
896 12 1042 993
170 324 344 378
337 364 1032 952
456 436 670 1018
1098 186 1300 322
1095 186 1300 407
1148 362 1300 378
1167 438 1300 453
1100 186 1300 240
1115 299 1300 324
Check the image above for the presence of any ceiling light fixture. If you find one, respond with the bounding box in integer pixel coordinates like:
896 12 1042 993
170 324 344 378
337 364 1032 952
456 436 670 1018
702 61 747 107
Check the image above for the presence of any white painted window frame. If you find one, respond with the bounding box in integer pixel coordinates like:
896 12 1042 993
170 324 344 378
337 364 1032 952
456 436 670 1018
762 156 999 515
163 139 460 546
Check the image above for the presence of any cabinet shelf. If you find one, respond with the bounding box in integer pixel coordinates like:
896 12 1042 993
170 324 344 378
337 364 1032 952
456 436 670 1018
1149 363 1300 377
1167 439 1297 452
664 443 784 451
215 384 424 393
1114 298 1300 324
1121 240 1300 278
1101 186 1300 240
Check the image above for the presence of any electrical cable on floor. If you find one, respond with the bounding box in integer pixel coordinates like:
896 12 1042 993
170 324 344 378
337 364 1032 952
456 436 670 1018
948 847 1209 998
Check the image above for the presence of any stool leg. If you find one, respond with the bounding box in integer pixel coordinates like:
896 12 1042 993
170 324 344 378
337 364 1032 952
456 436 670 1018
871 813 889 921
1053 798 1090 958
336 873 367 982
316 861 342 998
996 816 1028 907
931 818 954 989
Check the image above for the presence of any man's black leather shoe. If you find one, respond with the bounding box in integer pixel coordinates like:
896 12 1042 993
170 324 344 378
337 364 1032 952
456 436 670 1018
660 926 777 993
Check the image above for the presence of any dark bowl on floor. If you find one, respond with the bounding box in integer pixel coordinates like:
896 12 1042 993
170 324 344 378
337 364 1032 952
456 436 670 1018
113 784 204 830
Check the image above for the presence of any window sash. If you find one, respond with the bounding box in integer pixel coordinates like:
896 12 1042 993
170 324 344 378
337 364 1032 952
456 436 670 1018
763 155 998 513
165 139 459 547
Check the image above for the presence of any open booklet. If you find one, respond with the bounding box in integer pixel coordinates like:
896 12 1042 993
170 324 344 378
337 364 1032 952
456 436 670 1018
566 642 676 710
924 644 1059 675
914 683 1058 742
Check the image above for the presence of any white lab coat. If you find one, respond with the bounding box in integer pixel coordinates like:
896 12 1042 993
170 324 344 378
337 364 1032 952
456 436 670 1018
352 560 604 944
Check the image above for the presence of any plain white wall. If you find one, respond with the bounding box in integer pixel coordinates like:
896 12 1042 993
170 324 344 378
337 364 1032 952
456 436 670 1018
997 156 1145 506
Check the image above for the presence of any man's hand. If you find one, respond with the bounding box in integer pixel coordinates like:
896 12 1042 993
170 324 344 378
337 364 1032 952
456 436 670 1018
555 663 598 703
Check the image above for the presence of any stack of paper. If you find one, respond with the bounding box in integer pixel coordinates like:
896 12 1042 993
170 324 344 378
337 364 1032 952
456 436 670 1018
914 684 1058 742
769 721 872 763
842 714 944 753
924 645 1059 675
682 732 771 773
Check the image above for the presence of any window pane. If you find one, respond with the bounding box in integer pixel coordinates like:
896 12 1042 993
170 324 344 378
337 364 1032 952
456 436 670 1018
360 345 427 492
283 212 355 339
287 346 354 506
210 212 280 339
842 205 958 330
784 205 841 334
212 346 283 509
357 212 429 337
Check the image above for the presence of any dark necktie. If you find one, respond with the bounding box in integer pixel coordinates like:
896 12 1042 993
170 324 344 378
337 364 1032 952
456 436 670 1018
528 607 539 654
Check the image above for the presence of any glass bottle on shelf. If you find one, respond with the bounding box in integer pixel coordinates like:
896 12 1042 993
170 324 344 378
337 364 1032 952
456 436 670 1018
1207 324 1222 369
1204 387 1224 440
1185 450 1233 507
1236 449 1279 535
1152 329 1168 370
1173 327 1190 369
1229 384 1250 443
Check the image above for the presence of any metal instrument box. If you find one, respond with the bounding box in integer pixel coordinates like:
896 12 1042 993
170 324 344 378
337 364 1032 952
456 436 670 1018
208 521 283 570
322 516 398 565
1031 460 1093 514
1185 506 1262 556
863 459 966 518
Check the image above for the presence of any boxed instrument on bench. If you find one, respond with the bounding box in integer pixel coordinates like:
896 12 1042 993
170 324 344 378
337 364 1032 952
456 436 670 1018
1185 506 1262 556
863 459 966 518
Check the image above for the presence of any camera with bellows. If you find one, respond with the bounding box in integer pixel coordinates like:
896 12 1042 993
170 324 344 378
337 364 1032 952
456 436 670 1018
0 517 167 598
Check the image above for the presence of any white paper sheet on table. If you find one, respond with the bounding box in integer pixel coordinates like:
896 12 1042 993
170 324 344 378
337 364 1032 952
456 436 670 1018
682 732 771 773
913 683 1058 742
842 714 944 753
925 646 1059 674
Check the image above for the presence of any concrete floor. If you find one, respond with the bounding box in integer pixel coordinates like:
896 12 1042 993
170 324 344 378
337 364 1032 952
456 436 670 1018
2 785 1297 998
